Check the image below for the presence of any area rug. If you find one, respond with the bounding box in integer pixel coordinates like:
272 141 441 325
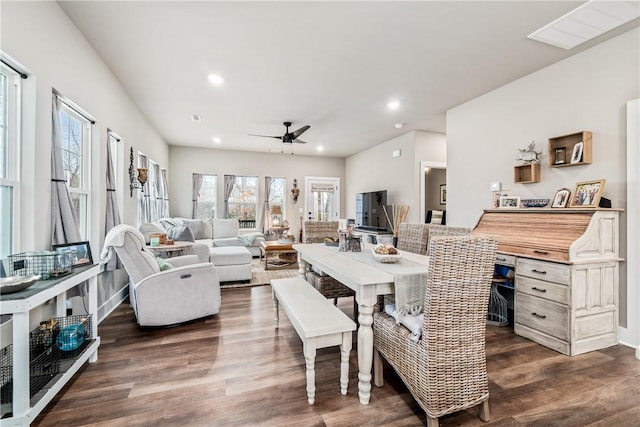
220 258 299 289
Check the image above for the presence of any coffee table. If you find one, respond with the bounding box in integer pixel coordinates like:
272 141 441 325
260 240 297 270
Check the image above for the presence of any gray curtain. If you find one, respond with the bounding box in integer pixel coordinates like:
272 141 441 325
137 154 150 225
151 162 161 221
192 173 204 218
160 169 169 218
50 94 82 245
262 176 272 234
104 133 122 271
223 175 235 218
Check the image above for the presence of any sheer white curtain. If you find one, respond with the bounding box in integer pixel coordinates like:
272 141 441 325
149 162 161 222
223 175 235 218
160 168 169 219
262 176 272 234
192 173 204 219
137 154 150 226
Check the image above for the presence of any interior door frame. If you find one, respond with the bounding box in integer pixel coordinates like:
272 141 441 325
419 160 447 224
304 176 341 221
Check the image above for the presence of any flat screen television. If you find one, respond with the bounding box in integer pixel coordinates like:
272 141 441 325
355 190 390 232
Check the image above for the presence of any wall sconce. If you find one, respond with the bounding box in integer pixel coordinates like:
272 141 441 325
291 178 300 204
129 147 148 197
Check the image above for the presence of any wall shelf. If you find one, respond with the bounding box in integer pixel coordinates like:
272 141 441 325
549 131 592 167
514 163 540 184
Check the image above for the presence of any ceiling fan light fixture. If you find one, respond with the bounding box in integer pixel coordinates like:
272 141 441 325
207 73 224 86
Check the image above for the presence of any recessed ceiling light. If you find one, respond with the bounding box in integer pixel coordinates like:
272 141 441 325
394 123 405 129
317 146 324 152
387 100 400 111
208 73 224 86
191 114 202 122
212 137 221 143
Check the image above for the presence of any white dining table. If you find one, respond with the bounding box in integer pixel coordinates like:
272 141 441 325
293 243 429 404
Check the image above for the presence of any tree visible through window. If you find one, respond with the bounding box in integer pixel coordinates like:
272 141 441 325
269 177 286 217
228 175 257 228
59 102 91 239
196 174 217 219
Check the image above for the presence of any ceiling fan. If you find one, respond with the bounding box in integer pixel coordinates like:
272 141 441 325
249 121 310 144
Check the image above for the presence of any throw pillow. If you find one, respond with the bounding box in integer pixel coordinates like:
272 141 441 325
429 210 443 225
183 219 209 240
166 225 195 242
155 257 174 271
213 218 239 239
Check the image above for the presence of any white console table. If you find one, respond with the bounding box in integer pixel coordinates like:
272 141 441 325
0 263 102 426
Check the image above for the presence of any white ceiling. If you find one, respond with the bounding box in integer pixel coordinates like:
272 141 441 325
58 1 638 158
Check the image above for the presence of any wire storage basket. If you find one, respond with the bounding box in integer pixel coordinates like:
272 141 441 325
7 251 74 280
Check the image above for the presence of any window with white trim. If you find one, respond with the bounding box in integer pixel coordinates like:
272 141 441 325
0 63 21 259
196 174 217 219
59 101 91 239
269 177 286 218
228 175 257 228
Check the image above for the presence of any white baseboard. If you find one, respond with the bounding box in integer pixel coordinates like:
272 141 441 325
98 285 128 324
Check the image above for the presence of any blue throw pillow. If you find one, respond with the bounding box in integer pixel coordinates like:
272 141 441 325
166 225 195 242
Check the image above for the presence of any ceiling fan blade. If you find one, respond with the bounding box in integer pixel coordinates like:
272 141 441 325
291 125 310 139
293 138 308 144
248 134 282 140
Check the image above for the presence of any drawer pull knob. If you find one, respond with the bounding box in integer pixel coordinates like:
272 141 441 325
534 250 549 255
531 312 546 319
497 257 507 262
531 287 547 293
531 269 547 275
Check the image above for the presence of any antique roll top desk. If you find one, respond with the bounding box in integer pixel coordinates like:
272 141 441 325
474 208 622 355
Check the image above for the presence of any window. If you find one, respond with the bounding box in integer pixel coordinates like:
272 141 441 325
195 174 217 219
0 63 21 258
269 177 286 217
59 101 91 239
227 175 257 228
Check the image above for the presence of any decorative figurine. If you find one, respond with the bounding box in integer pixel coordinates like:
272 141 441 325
516 140 542 164
291 179 300 204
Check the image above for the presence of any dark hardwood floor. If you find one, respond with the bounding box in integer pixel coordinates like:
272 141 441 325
32 285 639 427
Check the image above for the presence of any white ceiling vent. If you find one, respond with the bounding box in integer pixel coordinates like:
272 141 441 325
191 114 202 123
528 0 640 49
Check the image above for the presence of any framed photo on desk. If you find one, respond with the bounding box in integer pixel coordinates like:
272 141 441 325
52 241 93 267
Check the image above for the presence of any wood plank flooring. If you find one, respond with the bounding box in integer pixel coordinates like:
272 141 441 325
31 285 640 427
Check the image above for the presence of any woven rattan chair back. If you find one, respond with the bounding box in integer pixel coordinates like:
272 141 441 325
302 221 339 244
426 224 471 255
396 223 429 255
373 234 498 426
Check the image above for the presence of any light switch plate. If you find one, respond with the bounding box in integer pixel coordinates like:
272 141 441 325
489 182 502 191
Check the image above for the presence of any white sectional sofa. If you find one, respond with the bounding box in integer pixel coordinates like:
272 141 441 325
140 217 265 268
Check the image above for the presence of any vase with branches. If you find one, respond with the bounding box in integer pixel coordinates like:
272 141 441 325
382 203 410 237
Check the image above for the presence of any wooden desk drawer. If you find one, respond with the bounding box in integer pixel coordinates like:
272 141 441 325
495 254 516 266
516 292 569 341
516 276 570 305
517 258 570 284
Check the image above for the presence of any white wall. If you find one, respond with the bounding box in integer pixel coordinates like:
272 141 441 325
447 28 639 344
1 2 171 333
168 146 345 239
345 131 446 223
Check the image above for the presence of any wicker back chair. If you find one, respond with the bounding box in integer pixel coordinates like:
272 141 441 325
302 220 339 243
396 223 430 255
426 224 472 255
301 221 357 316
373 234 498 427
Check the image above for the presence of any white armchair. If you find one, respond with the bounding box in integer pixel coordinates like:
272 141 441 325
102 224 221 327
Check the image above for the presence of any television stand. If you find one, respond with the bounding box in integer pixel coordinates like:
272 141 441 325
354 227 393 244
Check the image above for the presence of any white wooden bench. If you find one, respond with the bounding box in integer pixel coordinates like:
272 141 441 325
271 277 357 405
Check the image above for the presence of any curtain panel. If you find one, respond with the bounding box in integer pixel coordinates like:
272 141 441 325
192 173 204 219
137 154 150 226
104 133 122 271
160 169 169 219
262 176 272 234
223 175 235 218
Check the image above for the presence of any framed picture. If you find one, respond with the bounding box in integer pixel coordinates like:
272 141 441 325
553 147 567 165
52 241 93 268
491 191 510 209
440 184 447 204
499 195 521 208
551 187 571 208
570 141 584 164
569 179 605 208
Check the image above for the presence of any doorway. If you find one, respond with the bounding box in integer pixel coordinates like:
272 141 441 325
304 176 340 221
420 161 447 224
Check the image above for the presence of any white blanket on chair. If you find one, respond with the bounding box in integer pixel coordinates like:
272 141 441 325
101 224 142 260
